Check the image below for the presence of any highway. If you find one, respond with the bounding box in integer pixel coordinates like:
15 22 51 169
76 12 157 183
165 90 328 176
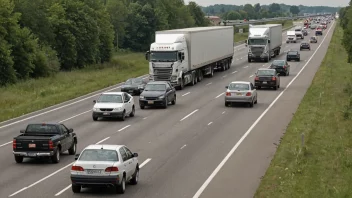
0 21 335 198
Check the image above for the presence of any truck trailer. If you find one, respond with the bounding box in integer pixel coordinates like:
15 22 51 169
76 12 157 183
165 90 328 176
145 26 234 90
246 24 282 62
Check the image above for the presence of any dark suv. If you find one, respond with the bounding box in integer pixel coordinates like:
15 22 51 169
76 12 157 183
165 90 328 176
286 50 300 62
139 81 176 109
300 43 311 51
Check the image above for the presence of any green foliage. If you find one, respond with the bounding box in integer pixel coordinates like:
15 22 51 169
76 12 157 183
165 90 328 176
339 1 352 63
290 6 300 15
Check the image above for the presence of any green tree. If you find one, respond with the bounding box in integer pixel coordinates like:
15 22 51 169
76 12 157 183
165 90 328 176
254 3 261 13
226 11 241 20
290 6 300 15
269 3 281 13
243 4 255 19
106 0 129 49
188 1 209 26
239 10 248 20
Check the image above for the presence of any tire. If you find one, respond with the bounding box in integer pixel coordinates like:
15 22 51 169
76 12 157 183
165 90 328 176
209 68 214 77
129 106 135 117
92 116 98 121
274 85 278 90
225 102 230 107
249 100 254 108
120 110 126 121
278 84 280 88
248 58 251 63
116 176 126 194
257 86 261 90
72 184 81 193
51 148 60 163
140 105 145 109
14 156 23 163
130 167 139 185
163 98 168 109
171 95 176 105
282 72 286 76
179 78 184 90
68 141 76 155
254 97 258 104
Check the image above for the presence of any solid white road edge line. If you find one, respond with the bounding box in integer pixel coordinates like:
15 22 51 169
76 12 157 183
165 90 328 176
55 158 152 196
192 21 335 198
180 109 199 121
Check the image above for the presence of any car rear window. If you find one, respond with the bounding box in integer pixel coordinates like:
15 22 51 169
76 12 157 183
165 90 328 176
79 149 118 161
257 70 275 76
228 83 249 90
272 60 285 66
26 124 59 133
288 51 298 55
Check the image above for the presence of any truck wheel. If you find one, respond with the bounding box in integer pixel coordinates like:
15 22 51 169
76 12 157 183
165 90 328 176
209 68 214 78
72 184 81 193
190 75 195 86
179 78 185 89
51 148 60 163
68 141 76 155
197 71 203 82
14 156 23 163
227 59 231 69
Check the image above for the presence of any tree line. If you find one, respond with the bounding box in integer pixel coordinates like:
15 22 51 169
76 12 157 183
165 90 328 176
339 2 352 63
0 0 210 86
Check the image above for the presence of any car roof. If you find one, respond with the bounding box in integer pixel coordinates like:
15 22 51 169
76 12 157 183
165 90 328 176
101 92 124 95
83 144 124 151
230 81 250 84
27 122 60 126
257 68 276 71
147 81 168 85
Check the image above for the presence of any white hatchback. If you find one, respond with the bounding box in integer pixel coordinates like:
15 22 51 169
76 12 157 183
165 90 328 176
92 92 135 121
71 144 139 194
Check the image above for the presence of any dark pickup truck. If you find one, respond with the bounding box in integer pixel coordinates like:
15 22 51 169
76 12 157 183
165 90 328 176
13 123 77 163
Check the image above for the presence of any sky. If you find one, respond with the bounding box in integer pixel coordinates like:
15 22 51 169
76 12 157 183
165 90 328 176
184 0 349 7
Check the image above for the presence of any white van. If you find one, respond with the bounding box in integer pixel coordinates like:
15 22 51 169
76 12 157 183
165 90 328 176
286 31 297 43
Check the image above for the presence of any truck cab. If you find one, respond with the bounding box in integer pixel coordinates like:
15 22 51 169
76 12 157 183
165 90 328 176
286 31 297 43
295 26 304 39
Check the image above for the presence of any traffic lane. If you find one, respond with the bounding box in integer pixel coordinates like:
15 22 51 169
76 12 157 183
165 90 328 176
196 23 335 198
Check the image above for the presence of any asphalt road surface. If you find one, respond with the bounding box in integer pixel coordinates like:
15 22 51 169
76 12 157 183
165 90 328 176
0 21 335 198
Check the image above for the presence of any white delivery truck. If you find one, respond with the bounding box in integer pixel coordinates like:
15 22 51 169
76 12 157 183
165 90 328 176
286 31 297 43
295 26 304 39
145 26 234 90
246 24 282 62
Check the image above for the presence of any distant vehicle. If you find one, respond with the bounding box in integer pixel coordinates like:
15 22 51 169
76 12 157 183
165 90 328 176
254 68 280 90
310 36 318 43
121 78 147 95
246 24 282 62
13 123 77 163
300 43 311 51
224 81 257 107
315 28 323 36
145 26 234 90
286 31 297 43
286 50 300 62
269 60 290 76
302 29 308 36
310 24 317 29
294 26 304 39
71 144 139 194
92 92 135 121
139 81 176 109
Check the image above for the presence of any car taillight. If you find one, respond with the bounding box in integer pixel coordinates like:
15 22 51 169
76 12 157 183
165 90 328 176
283 66 286 69
272 77 276 81
255 76 259 80
246 92 251 96
226 92 231 96
71 166 84 171
48 140 54 149
105 167 119 172
13 139 16 149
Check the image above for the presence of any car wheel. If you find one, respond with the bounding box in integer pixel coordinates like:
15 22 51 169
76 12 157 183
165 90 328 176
129 106 135 117
116 176 126 194
282 72 286 76
92 116 98 121
140 105 145 109
130 166 139 185
68 141 76 155
254 97 258 104
249 100 254 108
72 184 81 193
257 86 261 90
120 110 126 121
51 148 60 163
163 98 168 109
171 95 176 105
274 85 278 90
14 156 23 163
225 102 230 107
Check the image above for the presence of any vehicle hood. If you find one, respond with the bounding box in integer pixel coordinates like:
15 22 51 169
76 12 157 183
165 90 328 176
141 91 166 97
93 103 123 109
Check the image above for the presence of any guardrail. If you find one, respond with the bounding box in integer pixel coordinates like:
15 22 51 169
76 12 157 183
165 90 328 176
233 25 296 46
223 14 331 26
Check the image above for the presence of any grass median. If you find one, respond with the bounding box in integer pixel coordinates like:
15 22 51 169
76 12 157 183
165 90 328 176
255 24 352 197
234 20 294 43
0 51 148 122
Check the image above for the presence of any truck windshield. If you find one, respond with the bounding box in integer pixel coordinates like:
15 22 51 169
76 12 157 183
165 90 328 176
150 51 177 62
247 39 266 45
26 124 59 133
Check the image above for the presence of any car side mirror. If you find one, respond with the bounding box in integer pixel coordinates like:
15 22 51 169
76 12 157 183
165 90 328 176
69 128 74 133
20 129 25 133
93 100 96 103
133 153 138 157
75 154 80 160
225 86 228 89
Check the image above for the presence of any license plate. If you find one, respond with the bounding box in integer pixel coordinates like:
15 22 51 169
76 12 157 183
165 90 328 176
28 153 36 156
87 170 102 174
148 101 154 104
236 93 242 95
103 112 110 115
29 143 36 148
263 82 267 84
129 90 133 93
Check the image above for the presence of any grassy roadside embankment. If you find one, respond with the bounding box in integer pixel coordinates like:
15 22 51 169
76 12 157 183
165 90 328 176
0 51 148 122
234 20 294 43
255 24 352 197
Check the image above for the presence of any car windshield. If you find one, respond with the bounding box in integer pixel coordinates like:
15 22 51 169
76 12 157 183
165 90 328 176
310 37 316 40
272 60 285 66
288 51 298 55
144 84 166 91
257 70 275 76
125 78 142 85
97 94 122 103
228 83 249 91
26 124 59 133
79 149 118 161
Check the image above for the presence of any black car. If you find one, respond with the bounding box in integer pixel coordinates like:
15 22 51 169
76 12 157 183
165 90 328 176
269 60 290 76
13 123 77 163
300 43 311 50
302 29 308 36
254 68 280 90
286 50 300 61
139 81 176 109
121 78 147 95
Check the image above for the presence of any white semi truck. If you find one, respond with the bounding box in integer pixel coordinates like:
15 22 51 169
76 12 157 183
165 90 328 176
246 24 282 62
145 26 234 90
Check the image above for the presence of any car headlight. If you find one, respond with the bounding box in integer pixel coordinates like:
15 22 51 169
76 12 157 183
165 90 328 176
93 108 98 111
140 96 145 99
113 107 123 111
158 95 165 99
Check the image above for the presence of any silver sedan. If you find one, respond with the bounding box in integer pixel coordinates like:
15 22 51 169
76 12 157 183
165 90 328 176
70 144 139 194
224 81 258 107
